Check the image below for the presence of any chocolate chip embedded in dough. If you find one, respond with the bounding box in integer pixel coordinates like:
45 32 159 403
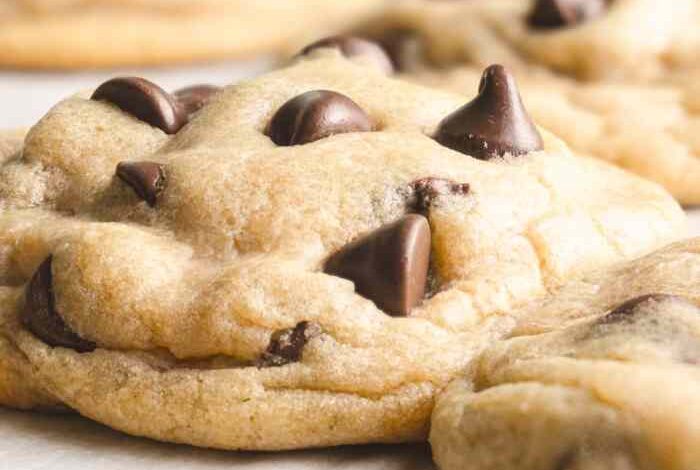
434 64 543 160
257 321 322 368
528 0 607 30
324 214 431 316
116 161 166 207
173 84 221 116
408 177 470 213
91 77 187 134
22 256 96 353
300 36 394 74
268 90 373 146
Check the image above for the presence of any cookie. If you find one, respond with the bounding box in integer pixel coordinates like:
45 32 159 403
412 66 700 204
0 51 684 450
370 1 700 203
0 0 386 69
383 0 700 81
430 238 700 469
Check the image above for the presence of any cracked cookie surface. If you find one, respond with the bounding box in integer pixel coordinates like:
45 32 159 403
0 0 386 69
431 238 700 470
0 52 685 450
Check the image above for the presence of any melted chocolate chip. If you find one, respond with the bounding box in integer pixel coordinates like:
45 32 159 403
601 294 685 324
22 257 96 353
257 321 322 367
300 36 394 74
324 214 431 316
116 161 166 207
173 84 220 116
408 177 470 213
91 77 187 134
434 64 543 160
268 90 373 146
528 0 607 29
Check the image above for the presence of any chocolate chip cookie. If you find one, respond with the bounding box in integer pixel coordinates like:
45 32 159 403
0 0 385 69
431 238 700 470
412 65 700 205
384 0 700 81
0 51 685 450
372 1 700 204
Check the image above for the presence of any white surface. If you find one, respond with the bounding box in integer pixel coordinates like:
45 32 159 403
0 59 273 129
1 65 700 470
0 409 433 470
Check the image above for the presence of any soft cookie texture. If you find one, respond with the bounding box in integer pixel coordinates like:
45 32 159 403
383 0 700 81
0 52 685 450
430 238 700 470
0 0 386 69
376 0 700 203
413 66 700 204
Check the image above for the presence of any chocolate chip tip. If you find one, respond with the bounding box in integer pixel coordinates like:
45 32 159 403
434 64 543 160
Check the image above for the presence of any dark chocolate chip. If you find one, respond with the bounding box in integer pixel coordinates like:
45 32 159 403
408 177 470 213
268 90 373 146
257 321 322 368
173 84 221 116
373 29 425 72
22 256 96 353
116 161 166 207
324 214 431 316
434 64 543 160
601 294 685 324
528 0 607 30
91 77 187 134
300 36 394 74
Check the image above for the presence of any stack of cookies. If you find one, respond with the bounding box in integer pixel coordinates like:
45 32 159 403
0 1 698 469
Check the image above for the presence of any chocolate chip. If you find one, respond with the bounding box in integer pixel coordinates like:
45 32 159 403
383 30 426 72
173 84 220 116
257 321 322 368
408 177 470 213
116 161 166 207
324 214 431 316
22 257 96 353
300 36 394 74
601 294 685 324
91 77 187 134
434 64 543 160
528 0 607 30
268 90 373 146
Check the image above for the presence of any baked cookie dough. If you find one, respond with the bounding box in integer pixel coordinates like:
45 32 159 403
431 237 700 470
0 0 386 69
412 66 700 204
368 1 700 203
383 0 700 82
0 50 685 450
